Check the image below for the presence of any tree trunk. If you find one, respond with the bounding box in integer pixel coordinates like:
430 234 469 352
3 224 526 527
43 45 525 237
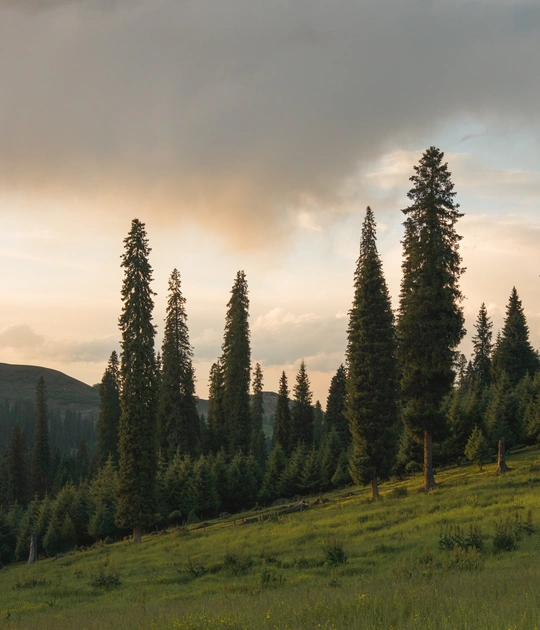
423 431 437 491
496 438 509 474
371 474 379 500
27 532 37 565
133 527 142 544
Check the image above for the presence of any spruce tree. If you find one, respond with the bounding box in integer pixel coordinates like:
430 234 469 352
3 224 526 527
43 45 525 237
31 377 51 499
221 271 252 453
250 363 267 465
398 148 465 491
116 219 158 544
464 425 489 471
313 401 324 446
492 287 539 386
95 351 121 469
6 425 29 507
88 456 119 541
273 372 293 454
259 443 287 503
206 361 226 452
345 207 399 498
471 303 493 390
325 365 349 443
291 361 314 448
158 269 199 458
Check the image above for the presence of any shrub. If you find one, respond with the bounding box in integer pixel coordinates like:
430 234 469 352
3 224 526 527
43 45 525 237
184 557 207 578
439 524 484 552
223 553 253 575
323 538 348 566
89 570 122 589
259 568 285 588
388 487 408 499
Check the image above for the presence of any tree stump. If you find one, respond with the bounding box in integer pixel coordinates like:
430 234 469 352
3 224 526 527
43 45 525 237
496 438 509 474
27 532 37 565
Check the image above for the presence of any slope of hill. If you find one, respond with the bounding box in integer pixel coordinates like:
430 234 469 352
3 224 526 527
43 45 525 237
0 362 100 413
0 448 538 629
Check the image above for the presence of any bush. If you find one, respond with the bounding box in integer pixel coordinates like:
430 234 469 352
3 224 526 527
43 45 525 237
259 568 286 588
223 553 253 575
323 538 348 566
89 570 122 589
439 524 484 552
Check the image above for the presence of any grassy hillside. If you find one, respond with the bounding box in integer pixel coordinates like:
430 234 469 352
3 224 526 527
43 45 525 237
0 363 100 414
1 448 539 629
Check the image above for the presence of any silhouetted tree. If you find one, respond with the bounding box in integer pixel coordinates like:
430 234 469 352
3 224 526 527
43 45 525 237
346 208 399 498
398 148 465 490
116 219 158 543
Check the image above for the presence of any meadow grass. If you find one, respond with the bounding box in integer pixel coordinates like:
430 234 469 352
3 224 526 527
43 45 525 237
1 448 539 629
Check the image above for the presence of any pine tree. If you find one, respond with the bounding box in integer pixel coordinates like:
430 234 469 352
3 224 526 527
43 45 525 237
485 371 515 449
471 303 493 390
398 148 465 491
291 361 314 448
75 438 90 483
325 365 349 443
158 269 199 458
116 219 158 544
221 271 252 453
6 425 29 507
464 425 489 471
313 401 324 446
31 377 51 499
273 372 293 454
259 443 287 503
345 207 399 498
88 456 119 541
95 351 121 469
492 288 539 386
320 428 342 489
190 455 219 518
250 363 267 465
206 361 226 452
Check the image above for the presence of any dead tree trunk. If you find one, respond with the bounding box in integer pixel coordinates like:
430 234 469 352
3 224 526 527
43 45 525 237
371 474 379 500
27 532 37 565
133 527 142 544
496 438 509 474
423 430 437 491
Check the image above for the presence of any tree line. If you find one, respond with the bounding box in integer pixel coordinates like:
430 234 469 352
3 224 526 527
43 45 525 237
1 147 539 564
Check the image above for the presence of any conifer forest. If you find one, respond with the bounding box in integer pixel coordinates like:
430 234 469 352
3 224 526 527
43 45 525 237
1 146 540 578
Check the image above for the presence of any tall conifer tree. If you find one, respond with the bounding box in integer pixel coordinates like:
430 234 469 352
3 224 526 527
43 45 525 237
158 269 199 457
95 351 121 469
250 363 267 465
325 364 349 443
492 287 539 386
273 371 292 454
6 425 29 506
31 377 51 499
398 148 465 491
221 271 251 453
206 361 226 452
116 219 158 543
345 207 398 498
471 303 493 389
291 361 314 448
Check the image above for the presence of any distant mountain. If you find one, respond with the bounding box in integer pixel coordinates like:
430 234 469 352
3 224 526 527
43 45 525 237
0 363 100 414
0 363 278 435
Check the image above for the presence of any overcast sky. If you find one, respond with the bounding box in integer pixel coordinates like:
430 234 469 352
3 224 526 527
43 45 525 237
1 0 539 404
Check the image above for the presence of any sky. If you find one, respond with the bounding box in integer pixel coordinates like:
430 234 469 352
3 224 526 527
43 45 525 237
1 0 539 405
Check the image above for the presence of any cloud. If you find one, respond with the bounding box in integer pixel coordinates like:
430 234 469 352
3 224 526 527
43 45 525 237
1 1 540 247
0 324 117 363
0 324 45 350
252 308 347 367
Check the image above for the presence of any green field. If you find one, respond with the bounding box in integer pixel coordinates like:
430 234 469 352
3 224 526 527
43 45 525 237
1 448 539 630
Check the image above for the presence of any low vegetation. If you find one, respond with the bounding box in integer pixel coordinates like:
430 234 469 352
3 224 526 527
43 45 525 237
0 447 539 630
